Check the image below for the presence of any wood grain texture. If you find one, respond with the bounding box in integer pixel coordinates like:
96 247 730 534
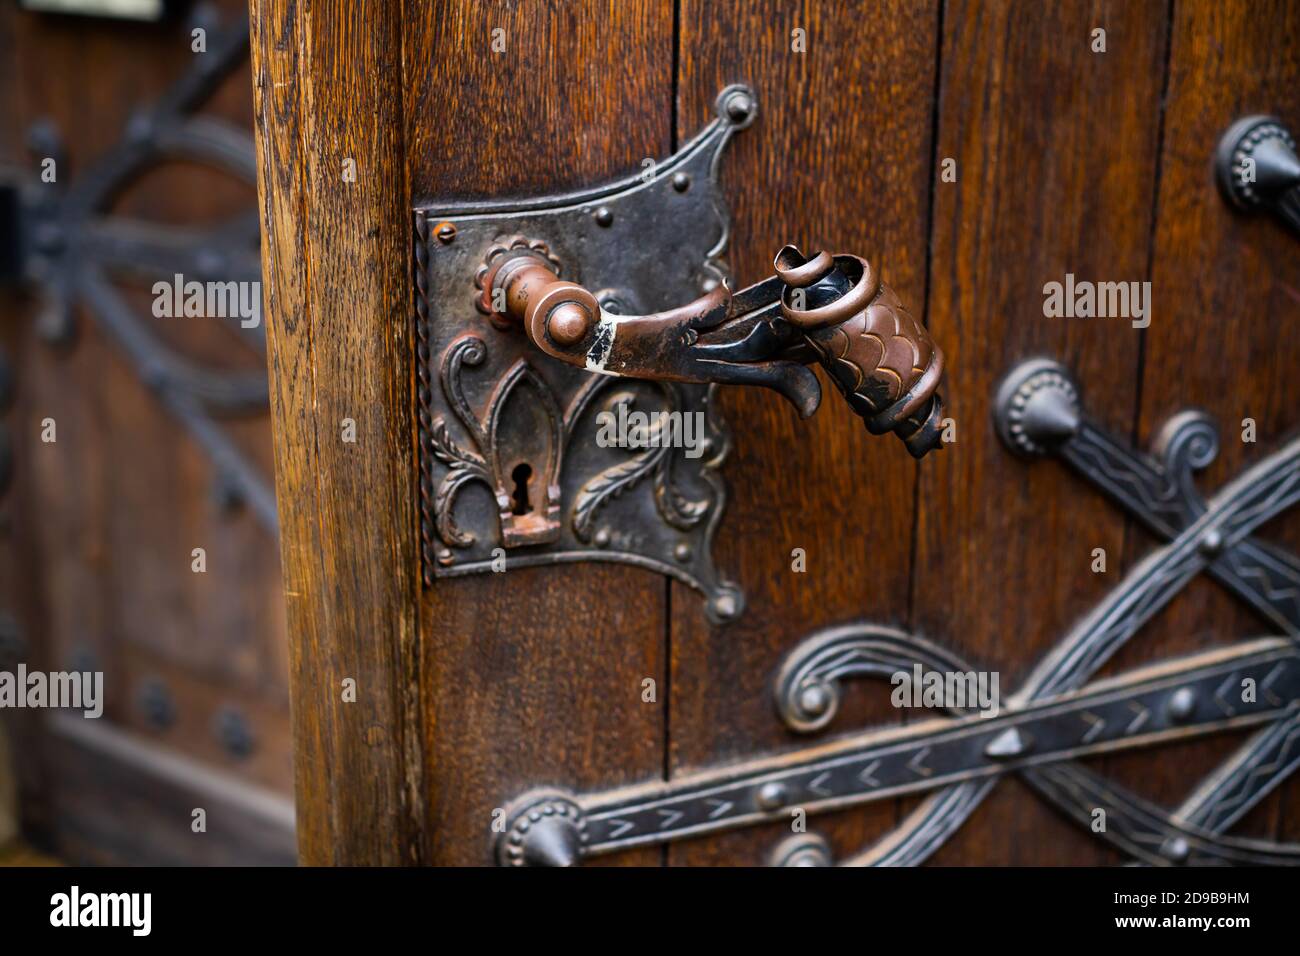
669 0 940 866
249 0 423 864
914 0 1170 864
1103 0 1300 843
404 0 672 866
243 0 1300 866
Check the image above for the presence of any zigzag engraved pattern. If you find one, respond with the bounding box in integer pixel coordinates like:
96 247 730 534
1225 543 1300 621
1066 428 1186 532
1184 712 1300 830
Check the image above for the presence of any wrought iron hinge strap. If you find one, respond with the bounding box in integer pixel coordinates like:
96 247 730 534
998 360 1300 639
502 639 1299 861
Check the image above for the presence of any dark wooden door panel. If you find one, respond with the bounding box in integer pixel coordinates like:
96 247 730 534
240 0 1300 866
406 0 674 867
669 0 940 867
1102 0 1300 845
914 0 1171 865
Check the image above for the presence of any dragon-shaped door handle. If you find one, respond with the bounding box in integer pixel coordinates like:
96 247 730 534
478 242 946 458
414 84 949 616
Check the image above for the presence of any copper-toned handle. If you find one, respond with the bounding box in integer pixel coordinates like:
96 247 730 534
774 246 945 458
479 241 946 458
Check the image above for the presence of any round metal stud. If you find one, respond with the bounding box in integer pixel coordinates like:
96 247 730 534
707 584 743 625
1161 836 1191 864
1215 115 1300 210
1167 686 1196 723
721 87 756 127
995 359 1082 457
756 781 788 810
1198 528 1224 556
797 683 832 719
214 706 256 760
495 792 586 867
593 206 614 227
0 611 24 667
138 678 177 731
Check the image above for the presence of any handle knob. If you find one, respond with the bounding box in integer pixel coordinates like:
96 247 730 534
479 242 946 458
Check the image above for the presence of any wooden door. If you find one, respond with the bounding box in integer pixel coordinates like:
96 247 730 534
1 1 294 864
252 0 1300 865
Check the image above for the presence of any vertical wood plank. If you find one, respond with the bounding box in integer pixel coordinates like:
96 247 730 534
915 0 1170 864
1105 0 1300 841
404 0 673 865
249 0 423 864
671 0 939 865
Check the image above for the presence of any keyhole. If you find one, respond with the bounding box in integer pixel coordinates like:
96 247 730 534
510 462 533 515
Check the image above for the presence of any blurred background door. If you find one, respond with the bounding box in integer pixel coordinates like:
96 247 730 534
0 0 293 865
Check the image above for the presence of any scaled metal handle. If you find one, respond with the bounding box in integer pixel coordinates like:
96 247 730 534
477 241 946 458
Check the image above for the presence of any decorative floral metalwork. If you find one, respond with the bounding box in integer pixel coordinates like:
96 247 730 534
492 360 1300 866
426 327 736 618
414 91 755 620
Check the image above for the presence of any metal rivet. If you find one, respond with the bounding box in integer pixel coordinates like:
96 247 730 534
138 679 176 730
770 834 833 868
196 249 225 273
672 172 690 192
1161 836 1190 863
1198 528 1223 556
674 542 692 562
798 683 831 717
756 781 787 810
68 646 98 674
126 112 154 143
711 591 738 621
593 206 613 227
435 221 457 244
725 90 754 123
34 223 64 253
598 295 628 315
214 706 256 760
594 528 611 547
1167 686 1196 723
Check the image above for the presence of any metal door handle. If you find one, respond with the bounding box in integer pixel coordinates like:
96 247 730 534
478 241 946 458
415 84 946 612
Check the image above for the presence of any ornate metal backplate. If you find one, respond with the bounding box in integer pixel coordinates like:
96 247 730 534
414 86 758 621
493 358 1300 866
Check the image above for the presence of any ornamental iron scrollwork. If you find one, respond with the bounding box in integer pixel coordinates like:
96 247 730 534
414 86 948 620
414 89 755 621
1 10 273 532
494 359 1300 866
